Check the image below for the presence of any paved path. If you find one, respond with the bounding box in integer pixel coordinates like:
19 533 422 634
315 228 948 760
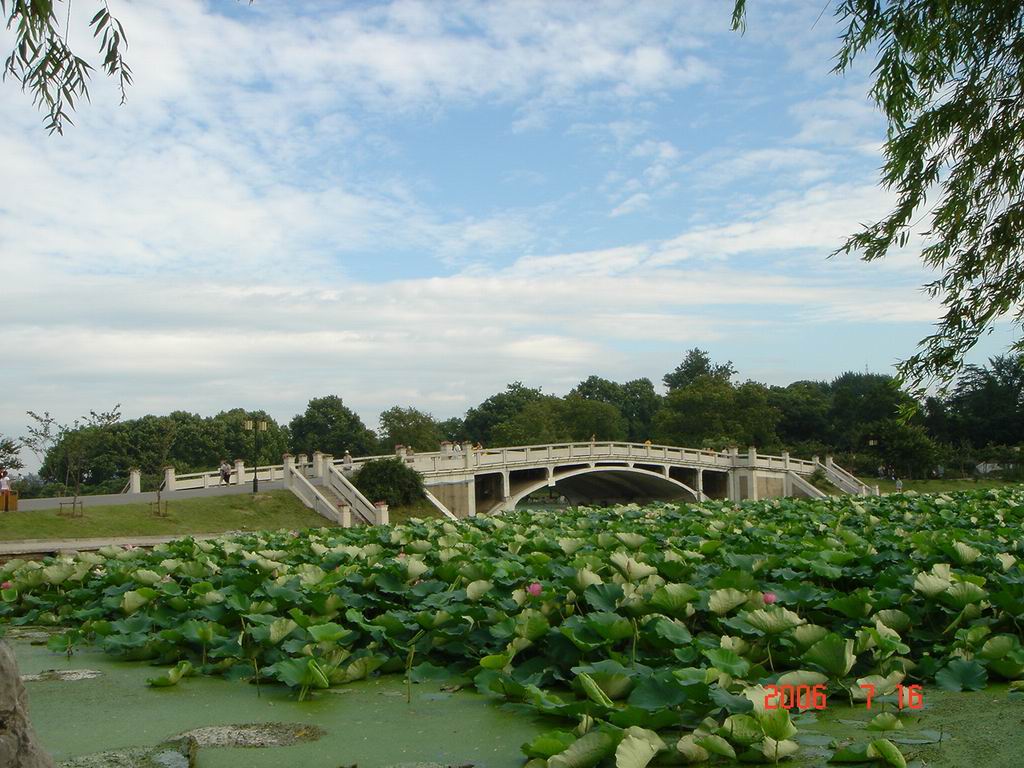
0 533 226 557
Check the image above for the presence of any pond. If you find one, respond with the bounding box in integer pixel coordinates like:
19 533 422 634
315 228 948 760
13 634 1024 767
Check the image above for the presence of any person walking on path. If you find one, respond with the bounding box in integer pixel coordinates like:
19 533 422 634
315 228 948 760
0 470 10 512
218 460 232 486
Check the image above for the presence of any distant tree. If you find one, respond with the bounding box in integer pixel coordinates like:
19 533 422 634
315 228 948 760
663 349 736 392
769 381 832 447
875 421 940 479
828 373 915 450
0 434 23 472
352 457 424 507
654 376 780 449
289 396 376 457
734 0 1024 394
438 417 465 442
571 375 661 440
944 354 1024 448
491 395 628 446
35 405 122 509
378 406 444 452
463 382 544 445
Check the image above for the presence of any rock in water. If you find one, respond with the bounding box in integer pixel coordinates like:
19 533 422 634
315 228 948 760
0 640 56 768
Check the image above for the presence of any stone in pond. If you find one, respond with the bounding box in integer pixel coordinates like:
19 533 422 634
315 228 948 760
22 669 102 683
0 640 56 768
57 735 196 768
178 722 325 748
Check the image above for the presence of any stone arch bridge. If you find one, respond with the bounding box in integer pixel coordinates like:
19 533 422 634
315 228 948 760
158 442 875 524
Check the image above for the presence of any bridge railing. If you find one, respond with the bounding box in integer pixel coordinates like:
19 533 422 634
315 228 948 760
160 442 834 493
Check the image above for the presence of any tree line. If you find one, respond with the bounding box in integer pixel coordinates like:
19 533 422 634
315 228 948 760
5 349 1022 497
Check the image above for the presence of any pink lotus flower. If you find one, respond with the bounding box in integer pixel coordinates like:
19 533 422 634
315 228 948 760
526 582 543 597
762 591 778 605
1 581 11 590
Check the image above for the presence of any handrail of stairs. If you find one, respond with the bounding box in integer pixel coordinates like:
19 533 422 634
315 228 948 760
325 465 377 525
423 488 458 521
788 471 828 499
288 467 343 524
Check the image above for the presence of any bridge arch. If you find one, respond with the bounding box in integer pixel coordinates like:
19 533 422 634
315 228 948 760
500 465 700 514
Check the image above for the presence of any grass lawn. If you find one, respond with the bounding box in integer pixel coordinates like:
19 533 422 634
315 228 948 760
0 491 338 541
858 475 1023 494
388 498 443 525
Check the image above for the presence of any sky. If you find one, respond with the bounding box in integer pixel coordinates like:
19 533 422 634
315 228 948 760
1 0 1013 466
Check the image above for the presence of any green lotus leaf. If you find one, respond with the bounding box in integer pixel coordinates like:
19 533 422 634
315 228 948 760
776 670 828 688
575 567 604 591
615 532 649 550
803 633 855 678
719 714 762 746
913 572 951 598
307 622 355 644
521 730 577 759
942 581 986 608
867 712 903 731
295 563 326 586
649 583 700 617
548 730 616 768
577 672 615 708
791 624 829 649
610 552 658 582
466 579 493 601
132 569 163 586
935 658 988 692
996 553 1017 571
703 647 750 678
147 660 193 688
757 705 797 741
873 609 911 633
675 735 710 764
743 607 805 635
829 742 873 763
760 737 799 763
854 671 904 698
694 734 735 759
868 738 907 768
559 538 586 555
42 563 75 585
950 542 981 565
120 588 156 615
709 588 749 616
614 732 661 768
269 618 299 644
978 634 1020 660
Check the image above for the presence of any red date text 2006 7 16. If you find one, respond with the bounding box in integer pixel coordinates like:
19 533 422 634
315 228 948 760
763 684 924 710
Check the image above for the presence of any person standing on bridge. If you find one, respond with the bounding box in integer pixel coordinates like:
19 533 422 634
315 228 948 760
343 450 354 472
218 460 231 486
0 470 10 512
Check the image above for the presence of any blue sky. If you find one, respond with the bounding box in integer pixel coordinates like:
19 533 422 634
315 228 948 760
0 0 1012 460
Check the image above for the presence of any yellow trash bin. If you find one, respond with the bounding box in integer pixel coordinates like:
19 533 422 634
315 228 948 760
2 490 16 512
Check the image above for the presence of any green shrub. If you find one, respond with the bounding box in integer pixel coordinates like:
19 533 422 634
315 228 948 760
352 457 424 507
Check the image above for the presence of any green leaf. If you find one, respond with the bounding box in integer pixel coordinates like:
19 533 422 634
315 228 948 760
743 607 805 635
649 583 700 617
614 733 660 768
867 712 903 731
675 735 710 764
757 706 797 740
868 738 907 768
803 633 855 678
577 672 615 708
703 647 750 677
521 730 576 759
694 734 735 759
466 579 493 601
147 660 193 688
719 714 762 746
760 737 799 763
548 730 617 768
935 658 988 692
709 588 748 615
269 617 298 644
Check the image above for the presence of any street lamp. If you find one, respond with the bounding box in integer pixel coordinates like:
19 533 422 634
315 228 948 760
243 417 268 493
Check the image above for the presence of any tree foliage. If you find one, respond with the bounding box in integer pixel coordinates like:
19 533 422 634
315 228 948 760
289 396 375 457
0 434 23 472
351 457 424 507
378 406 444 452
663 349 736 392
2 0 133 133
735 0 1024 393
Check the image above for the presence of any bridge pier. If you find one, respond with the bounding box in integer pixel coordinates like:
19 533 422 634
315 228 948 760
425 478 477 518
